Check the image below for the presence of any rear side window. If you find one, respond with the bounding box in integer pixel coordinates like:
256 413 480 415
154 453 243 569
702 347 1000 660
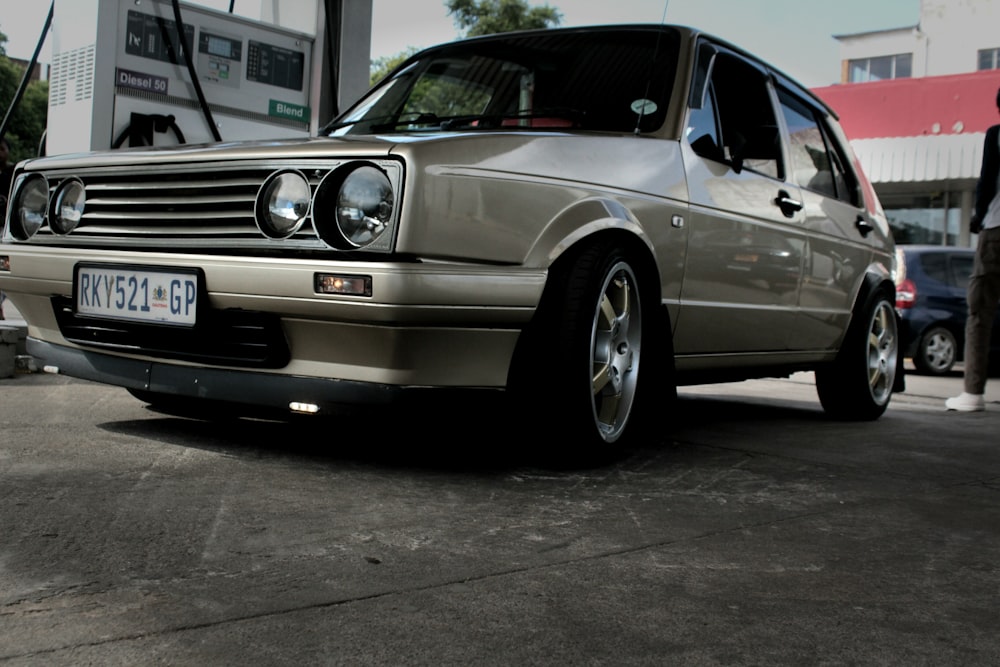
950 253 974 288
918 251 974 288
777 88 859 206
919 252 949 284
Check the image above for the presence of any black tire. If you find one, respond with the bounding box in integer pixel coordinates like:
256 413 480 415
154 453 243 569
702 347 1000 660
912 325 958 375
513 240 654 455
815 286 899 420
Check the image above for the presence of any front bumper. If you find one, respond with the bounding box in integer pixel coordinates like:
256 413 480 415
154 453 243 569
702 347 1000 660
2 246 547 390
28 338 409 411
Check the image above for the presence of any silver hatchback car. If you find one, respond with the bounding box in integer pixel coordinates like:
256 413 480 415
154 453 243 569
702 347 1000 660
0 25 902 452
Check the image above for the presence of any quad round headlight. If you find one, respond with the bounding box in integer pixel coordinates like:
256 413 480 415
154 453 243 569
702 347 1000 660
314 164 394 250
10 174 49 240
336 166 393 248
50 178 86 235
256 170 311 239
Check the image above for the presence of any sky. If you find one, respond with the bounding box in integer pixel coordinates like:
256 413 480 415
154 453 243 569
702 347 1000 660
2 0 919 88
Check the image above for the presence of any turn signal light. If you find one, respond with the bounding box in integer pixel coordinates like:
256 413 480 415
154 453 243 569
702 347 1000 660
315 273 372 297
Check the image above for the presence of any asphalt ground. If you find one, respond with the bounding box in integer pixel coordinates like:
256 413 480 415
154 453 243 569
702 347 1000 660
1 297 999 665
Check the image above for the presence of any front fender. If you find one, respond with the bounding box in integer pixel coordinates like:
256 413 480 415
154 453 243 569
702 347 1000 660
522 197 655 268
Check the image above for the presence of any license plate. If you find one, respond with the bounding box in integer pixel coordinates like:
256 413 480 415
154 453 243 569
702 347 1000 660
75 265 198 326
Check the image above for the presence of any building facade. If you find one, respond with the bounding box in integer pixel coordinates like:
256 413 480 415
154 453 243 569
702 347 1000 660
812 0 1000 248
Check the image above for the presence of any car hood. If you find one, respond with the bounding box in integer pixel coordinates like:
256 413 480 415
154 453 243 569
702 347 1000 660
18 131 591 171
17 134 404 171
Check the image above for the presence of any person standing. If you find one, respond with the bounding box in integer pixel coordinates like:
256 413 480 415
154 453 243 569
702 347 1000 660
0 136 11 204
946 87 1000 412
0 137 10 320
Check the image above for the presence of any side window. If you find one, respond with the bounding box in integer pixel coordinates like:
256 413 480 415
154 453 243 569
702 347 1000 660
686 85 722 161
777 88 859 206
920 252 949 284
950 254 974 288
823 131 856 205
688 51 782 179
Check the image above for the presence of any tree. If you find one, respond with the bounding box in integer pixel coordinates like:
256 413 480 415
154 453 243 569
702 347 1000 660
367 1 561 98
370 47 419 87
446 0 561 37
0 27 49 164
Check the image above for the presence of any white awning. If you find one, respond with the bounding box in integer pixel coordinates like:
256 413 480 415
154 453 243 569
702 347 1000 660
850 133 985 184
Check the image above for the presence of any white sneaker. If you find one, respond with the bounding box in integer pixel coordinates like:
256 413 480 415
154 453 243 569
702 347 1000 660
945 392 985 412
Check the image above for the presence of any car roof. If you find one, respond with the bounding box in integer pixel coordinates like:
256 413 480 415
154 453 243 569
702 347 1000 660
405 24 834 119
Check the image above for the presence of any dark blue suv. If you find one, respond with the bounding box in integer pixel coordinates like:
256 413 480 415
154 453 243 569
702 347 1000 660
895 245 1000 375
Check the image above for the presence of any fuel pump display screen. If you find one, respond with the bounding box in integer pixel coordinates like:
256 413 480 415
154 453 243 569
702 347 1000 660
125 10 195 65
247 41 305 91
201 33 242 61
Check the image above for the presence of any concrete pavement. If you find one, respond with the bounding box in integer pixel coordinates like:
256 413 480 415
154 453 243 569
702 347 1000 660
0 296 28 377
1 352 999 664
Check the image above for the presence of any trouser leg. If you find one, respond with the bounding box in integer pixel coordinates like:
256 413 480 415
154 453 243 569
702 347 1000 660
964 228 1000 394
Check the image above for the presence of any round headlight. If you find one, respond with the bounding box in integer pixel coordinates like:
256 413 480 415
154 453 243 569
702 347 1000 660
51 178 86 235
11 174 49 240
256 171 311 239
335 166 394 248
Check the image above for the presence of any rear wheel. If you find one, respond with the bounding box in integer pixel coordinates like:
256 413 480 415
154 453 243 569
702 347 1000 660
816 287 898 420
912 325 957 375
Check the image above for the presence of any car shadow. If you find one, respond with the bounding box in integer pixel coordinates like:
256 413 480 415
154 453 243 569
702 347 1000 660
97 390 833 474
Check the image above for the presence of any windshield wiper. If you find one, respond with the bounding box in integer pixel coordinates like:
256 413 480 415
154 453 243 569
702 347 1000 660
327 108 588 135
440 108 587 130
323 114 407 133
369 113 445 133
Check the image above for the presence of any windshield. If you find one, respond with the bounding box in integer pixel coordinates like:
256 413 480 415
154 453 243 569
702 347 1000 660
328 27 681 136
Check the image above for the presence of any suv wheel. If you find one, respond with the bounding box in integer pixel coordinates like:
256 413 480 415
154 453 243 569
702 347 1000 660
912 326 958 375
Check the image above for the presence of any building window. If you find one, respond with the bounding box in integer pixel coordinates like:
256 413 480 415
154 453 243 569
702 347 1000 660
883 194 960 246
848 53 912 82
978 47 1000 70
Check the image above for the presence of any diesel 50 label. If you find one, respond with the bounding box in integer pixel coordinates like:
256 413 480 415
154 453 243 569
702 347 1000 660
116 68 169 95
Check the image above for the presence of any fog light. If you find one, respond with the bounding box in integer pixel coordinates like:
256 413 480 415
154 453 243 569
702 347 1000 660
315 273 372 297
0 256 9 271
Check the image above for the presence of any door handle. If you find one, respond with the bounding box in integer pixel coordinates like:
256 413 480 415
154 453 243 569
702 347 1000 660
855 216 874 238
774 190 803 218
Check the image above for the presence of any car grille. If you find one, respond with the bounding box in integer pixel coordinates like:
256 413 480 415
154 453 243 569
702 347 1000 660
26 161 344 250
51 296 290 368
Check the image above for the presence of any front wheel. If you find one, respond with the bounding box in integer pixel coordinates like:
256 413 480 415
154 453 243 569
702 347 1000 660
816 287 899 420
514 240 655 455
586 256 643 444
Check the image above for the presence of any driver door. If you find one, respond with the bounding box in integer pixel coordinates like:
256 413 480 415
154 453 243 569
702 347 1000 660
675 46 806 356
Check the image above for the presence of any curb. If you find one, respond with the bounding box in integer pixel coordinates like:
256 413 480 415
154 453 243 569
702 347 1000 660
1 313 35 376
0 324 18 378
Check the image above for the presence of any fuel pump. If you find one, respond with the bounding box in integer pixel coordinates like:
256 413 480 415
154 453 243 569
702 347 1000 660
42 0 371 154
